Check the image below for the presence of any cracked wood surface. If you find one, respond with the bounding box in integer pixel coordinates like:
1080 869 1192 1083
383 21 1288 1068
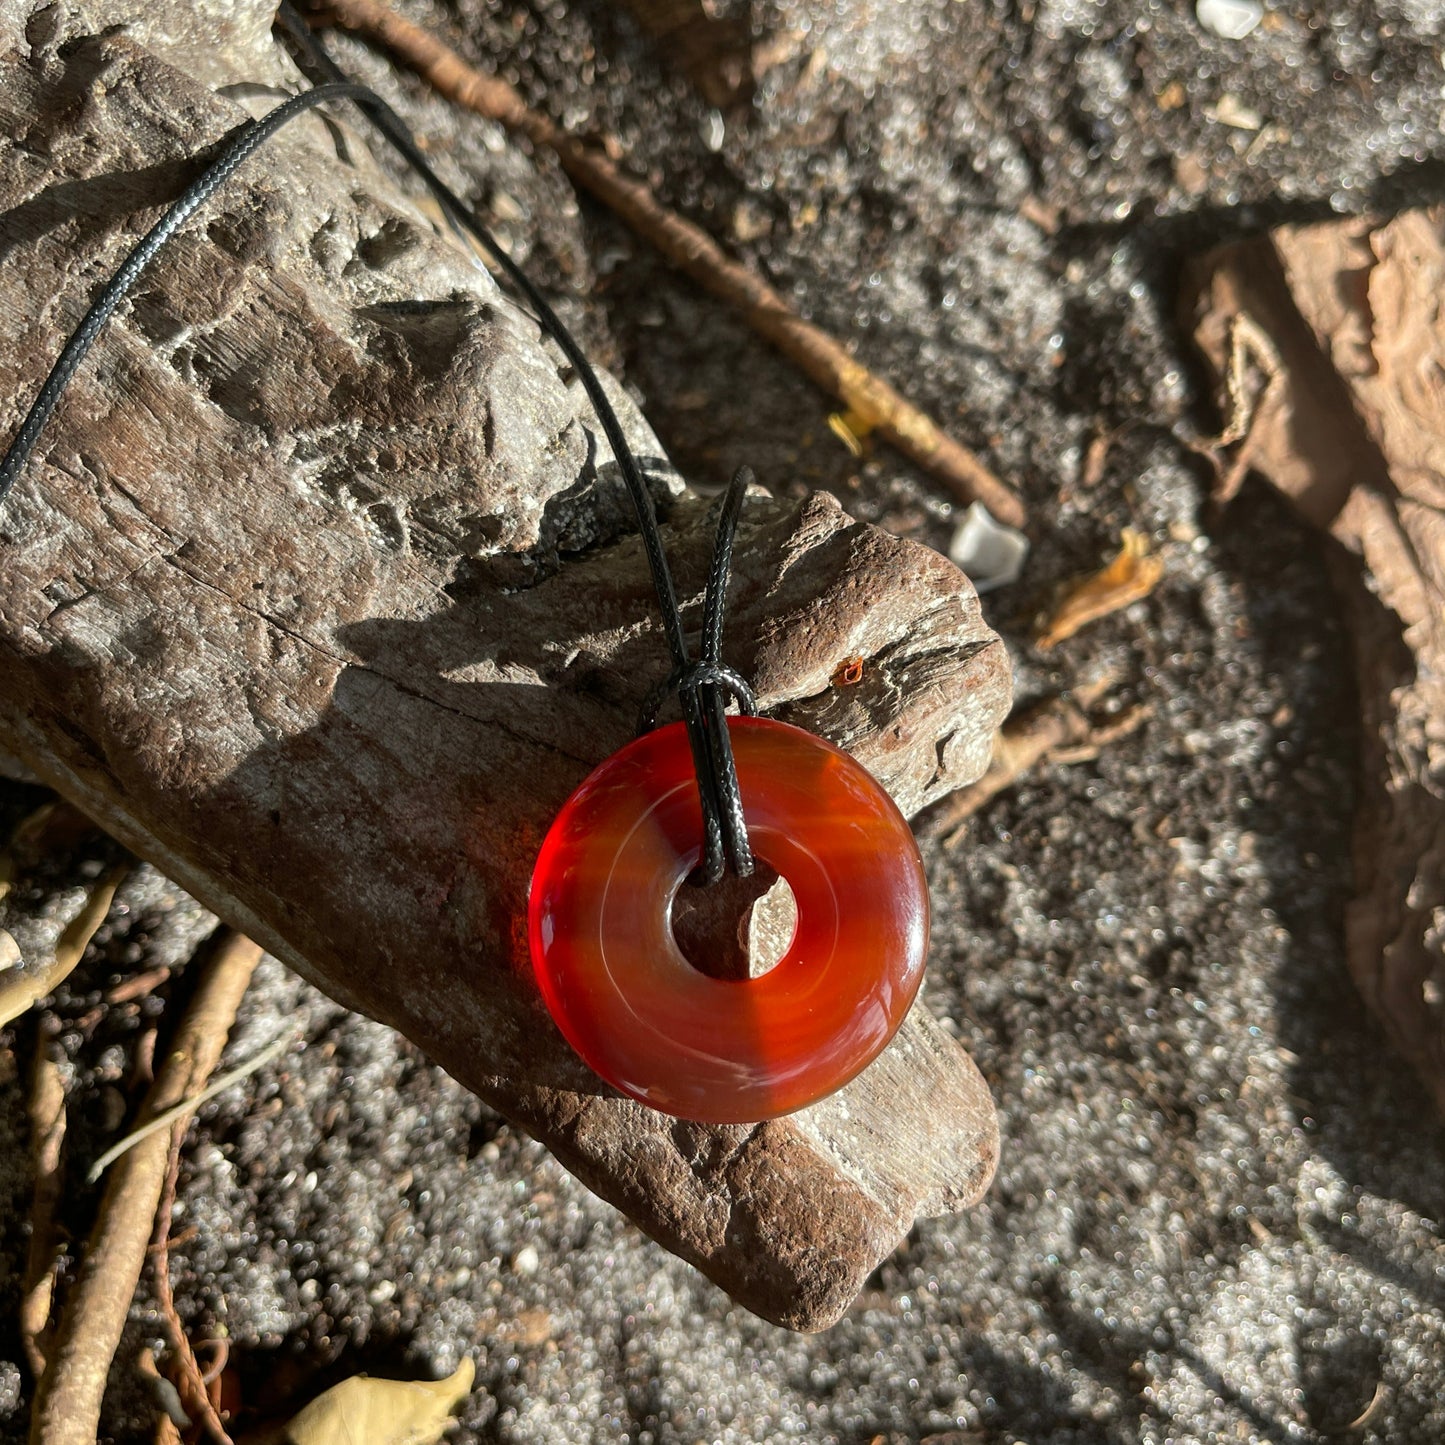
0 0 1008 1328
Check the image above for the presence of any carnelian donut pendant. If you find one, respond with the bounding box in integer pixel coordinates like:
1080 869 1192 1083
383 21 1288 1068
528 716 929 1123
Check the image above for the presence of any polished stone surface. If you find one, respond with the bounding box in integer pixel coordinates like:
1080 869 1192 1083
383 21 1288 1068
529 718 928 1121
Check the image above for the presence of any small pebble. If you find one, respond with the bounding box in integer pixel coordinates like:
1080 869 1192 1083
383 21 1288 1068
489 190 527 224
512 1244 540 1276
1210 93 1265 130
1197 0 1264 40
948 501 1030 593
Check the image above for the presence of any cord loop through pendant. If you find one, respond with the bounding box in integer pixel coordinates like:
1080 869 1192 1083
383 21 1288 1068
638 464 758 885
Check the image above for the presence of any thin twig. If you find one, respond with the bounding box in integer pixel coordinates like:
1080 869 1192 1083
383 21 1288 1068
154 1416 185 1445
1340 1379 1387 1434
87 1032 292 1184
315 0 1027 529
198 1339 230 1389
922 680 1149 848
1049 704 1153 765
28 929 263 1445
21 1018 66 1382
105 966 173 1005
151 1132 233 1445
4 802 100 874
1185 311 1287 510
135 1347 190 1435
132 1026 158 1090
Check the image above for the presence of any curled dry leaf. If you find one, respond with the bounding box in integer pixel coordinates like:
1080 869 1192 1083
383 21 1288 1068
827 408 873 457
285 1359 475 1445
1035 529 1164 650
0 865 126 1028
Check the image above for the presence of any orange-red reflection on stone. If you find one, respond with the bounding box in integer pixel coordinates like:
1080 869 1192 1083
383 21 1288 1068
528 717 929 1123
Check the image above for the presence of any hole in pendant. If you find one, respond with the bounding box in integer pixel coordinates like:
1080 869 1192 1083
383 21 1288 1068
669 863 798 981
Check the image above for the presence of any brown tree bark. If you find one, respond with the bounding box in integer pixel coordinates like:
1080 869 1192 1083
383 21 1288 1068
1188 211 1445 1119
0 0 1008 1327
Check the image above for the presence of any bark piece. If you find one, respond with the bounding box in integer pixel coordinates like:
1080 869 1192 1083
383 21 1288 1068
0 0 1009 1328
1187 209 1445 1116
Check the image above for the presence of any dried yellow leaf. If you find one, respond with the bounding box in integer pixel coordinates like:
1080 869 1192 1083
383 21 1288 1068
1035 529 1164 650
0 865 127 1028
827 408 874 456
286 1358 474 1445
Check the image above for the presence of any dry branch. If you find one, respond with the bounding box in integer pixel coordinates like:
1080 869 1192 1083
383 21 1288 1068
0 0 1008 1328
21 1025 66 1382
317 0 1027 527
923 680 1148 847
28 930 262 1445
1187 208 1445 1114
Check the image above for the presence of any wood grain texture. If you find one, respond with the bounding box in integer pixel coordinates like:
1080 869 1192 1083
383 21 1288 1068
0 0 1008 1327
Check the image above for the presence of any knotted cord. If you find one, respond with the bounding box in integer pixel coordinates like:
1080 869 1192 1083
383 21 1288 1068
0 13 755 883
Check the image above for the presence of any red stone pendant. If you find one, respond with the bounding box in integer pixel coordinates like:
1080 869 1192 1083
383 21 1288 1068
528 716 929 1122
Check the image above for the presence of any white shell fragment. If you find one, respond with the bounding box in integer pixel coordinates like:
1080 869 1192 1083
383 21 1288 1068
1197 0 1264 41
948 501 1030 593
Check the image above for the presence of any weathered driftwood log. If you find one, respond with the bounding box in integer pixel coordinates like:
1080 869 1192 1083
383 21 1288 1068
1188 211 1445 1118
0 0 1009 1328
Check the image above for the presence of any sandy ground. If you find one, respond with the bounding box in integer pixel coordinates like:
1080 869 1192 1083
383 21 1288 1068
1 0 1443 1440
